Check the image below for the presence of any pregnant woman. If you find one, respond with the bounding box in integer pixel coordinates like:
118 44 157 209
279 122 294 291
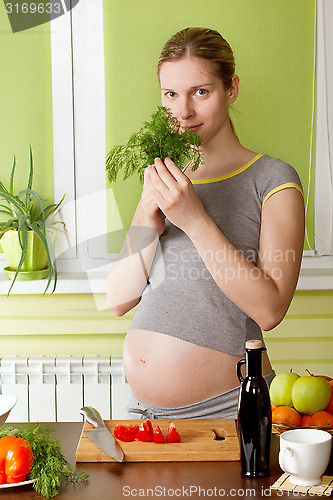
106 27 305 419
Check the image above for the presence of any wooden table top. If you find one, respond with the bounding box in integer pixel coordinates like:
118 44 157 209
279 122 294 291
2 422 332 499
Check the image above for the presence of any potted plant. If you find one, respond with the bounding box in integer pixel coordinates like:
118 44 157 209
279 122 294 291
106 106 202 182
0 146 65 294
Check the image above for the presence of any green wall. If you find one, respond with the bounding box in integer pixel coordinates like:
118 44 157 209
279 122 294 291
264 291 333 377
0 3 54 205
104 0 315 250
1 0 331 381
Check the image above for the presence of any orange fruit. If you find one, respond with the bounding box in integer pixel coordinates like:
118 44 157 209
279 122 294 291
301 414 312 427
272 406 302 427
309 410 333 428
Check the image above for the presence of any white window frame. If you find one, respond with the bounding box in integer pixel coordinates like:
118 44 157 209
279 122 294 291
50 0 121 298
53 0 119 270
313 0 333 256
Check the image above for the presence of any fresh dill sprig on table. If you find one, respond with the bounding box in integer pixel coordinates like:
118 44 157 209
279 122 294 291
106 106 202 183
0 424 88 498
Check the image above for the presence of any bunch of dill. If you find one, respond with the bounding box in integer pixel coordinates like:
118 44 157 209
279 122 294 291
106 106 202 183
0 424 88 498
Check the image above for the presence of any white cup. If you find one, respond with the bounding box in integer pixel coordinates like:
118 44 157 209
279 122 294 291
279 428 332 486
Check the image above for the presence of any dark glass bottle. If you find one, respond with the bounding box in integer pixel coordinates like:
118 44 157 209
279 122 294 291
237 339 272 477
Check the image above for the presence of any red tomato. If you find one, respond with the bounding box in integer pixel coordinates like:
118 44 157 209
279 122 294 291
113 424 138 442
166 421 181 443
136 420 154 442
153 426 165 444
0 435 33 484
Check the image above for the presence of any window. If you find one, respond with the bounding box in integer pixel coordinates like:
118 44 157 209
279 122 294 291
52 0 117 284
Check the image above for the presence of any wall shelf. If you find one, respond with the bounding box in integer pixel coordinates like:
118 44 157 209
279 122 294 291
0 256 333 295
0 271 107 295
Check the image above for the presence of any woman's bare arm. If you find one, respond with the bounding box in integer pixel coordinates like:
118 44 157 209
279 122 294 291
186 188 305 330
106 171 165 316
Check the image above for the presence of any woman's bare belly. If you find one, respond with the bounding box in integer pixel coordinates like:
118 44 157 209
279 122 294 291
123 329 272 408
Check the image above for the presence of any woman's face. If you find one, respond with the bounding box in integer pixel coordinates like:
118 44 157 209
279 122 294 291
159 56 238 146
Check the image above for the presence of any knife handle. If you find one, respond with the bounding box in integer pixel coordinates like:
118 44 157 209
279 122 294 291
80 406 105 428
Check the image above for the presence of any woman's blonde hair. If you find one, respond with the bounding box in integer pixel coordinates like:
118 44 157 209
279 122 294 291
158 27 238 138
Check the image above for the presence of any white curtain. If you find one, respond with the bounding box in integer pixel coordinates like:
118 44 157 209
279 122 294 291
314 0 333 255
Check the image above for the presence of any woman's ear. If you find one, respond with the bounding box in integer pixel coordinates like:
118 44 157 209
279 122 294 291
228 75 239 104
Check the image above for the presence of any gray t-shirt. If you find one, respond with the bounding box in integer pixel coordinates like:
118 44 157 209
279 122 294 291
129 154 303 355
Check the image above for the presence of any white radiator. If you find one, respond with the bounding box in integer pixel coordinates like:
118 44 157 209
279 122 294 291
0 355 133 422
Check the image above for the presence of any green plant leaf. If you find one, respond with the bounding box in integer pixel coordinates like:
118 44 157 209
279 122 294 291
0 180 9 194
9 155 16 195
18 214 29 252
18 189 46 224
0 190 25 213
23 146 34 212
30 222 56 294
0 218 19 236
6 224 28 295
46 228 57 294
40 193 66 221
0 204 13 216
28 146 33 189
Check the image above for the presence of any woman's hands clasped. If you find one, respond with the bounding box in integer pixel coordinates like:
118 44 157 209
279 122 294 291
144 157 206 234
141 166 166 237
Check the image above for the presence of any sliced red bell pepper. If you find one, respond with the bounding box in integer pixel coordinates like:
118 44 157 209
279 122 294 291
136 420 154 442
166 421 181 443
113 424 138 442
153 426 165 444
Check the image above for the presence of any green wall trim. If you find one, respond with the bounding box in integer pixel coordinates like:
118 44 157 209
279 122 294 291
0 315 132 322
0 320 132 335
266 337 333 343
283 314 333 319
272 359 333 365
294 290 333 296
0 334 126 356
265 319 333 338
271 361 333 377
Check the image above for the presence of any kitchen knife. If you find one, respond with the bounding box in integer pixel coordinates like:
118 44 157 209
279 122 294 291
80 406 124 462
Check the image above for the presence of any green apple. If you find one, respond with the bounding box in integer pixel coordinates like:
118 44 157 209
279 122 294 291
269 371 300 406
291 376 332 415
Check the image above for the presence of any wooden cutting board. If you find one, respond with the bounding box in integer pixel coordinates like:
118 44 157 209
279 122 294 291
76 418 240 462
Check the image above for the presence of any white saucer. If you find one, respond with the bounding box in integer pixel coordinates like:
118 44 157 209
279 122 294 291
0 478 36 489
